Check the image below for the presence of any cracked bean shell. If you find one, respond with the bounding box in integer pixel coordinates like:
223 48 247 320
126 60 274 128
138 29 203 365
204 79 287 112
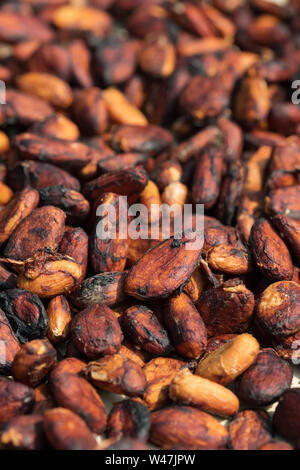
228 410 271 450
12 339 57 387
70 271 127 310
84 353 146 396
143 357 185 411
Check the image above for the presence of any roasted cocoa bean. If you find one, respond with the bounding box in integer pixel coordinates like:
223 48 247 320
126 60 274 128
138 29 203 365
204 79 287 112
235 348 293 406
84 353 147 396
71 304 123 359
107 399 150 441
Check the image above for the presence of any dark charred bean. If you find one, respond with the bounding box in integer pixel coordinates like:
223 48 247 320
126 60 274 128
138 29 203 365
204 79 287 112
0 289 49 343
235 348 293 406
70 271 127 310
38 186 90 224
7 161 81 192
120 305 170 355
273 388 300 440
107 398 150 440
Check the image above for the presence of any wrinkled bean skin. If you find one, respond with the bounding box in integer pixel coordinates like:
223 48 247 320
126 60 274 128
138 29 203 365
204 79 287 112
120 305 170 355
0 0 300 452
196 279 255 337
4 206 66 261
84 353 147 397
256 281 300 340
250 218 294 281
164 293 207 359
71 304 123 359
143 357 185 411
228 410 272 450
0 289 49 344
125 233 202 300
235 349 293 406
192 142 224 209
